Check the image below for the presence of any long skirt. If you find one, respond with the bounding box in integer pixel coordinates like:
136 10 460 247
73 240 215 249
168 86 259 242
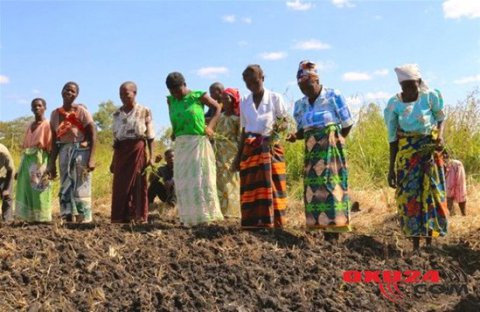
15 148 52 222
58 143 92 222
240 134 287 228
215 137 240 218
396 133 448 237
304 125 351 232
174 135 223 226
111 139 148 223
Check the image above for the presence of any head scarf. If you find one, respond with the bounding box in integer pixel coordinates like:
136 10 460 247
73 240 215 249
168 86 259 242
297 60 319 83
394 64 429 91
223 88 240 116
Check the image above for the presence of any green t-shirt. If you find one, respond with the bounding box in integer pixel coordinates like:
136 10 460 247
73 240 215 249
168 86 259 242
168 90 206 137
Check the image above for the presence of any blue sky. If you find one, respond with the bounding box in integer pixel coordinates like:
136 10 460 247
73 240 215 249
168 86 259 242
1 0 479 133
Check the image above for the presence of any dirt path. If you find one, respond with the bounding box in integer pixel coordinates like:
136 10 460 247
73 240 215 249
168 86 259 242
0 210 479 312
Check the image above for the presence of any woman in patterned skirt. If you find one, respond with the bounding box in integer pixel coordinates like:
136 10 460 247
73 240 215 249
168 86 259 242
214 88 241 218
47 82 96 223
15 98 52 222
289 60 354 242
384 64 448 250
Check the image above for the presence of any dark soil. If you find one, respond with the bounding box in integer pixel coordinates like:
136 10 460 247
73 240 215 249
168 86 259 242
0 213 479 311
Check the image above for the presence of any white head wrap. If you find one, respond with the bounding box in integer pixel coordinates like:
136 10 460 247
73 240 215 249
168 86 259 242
394 64 429 91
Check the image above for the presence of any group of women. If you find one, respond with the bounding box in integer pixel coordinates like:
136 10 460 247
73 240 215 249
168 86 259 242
8 61 449 250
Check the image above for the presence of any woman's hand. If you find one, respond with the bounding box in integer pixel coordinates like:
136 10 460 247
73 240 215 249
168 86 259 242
388 168 397 189
205 126 215 137
87 159 96 172
286 133 296 143
46 163 57 180
435 136 445 151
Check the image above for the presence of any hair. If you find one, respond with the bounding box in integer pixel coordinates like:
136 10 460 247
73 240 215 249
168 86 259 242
166 72 186 89
209 82 224 91
164 148 174 156
120 81 137 91
62 81 80 94
31 98 47 108
242 64 264 78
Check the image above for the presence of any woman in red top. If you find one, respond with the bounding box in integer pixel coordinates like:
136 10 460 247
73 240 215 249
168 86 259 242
47 81 97 223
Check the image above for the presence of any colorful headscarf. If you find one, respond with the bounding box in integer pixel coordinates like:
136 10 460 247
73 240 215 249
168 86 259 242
224 88 240 116
297 60 319 83
394 64 429 91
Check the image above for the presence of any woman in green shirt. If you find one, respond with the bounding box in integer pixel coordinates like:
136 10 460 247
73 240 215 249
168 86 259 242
166 72 224 226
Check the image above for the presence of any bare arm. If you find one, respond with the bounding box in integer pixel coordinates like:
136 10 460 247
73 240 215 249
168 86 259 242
232 128 246 172
47 124 58 179
146 138 154 167
388 141 399 188
436 120 445 149
200 93 221 135
85 122 97 171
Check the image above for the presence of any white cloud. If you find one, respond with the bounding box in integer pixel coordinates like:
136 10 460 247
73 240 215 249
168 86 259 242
316 60 336 72
222 15 236 23
443 0 480 19
0 75 10 84
242 17 252 24
453 74 480 84
373 69 389 76
286 0 313 11
260 51 288 61
342 72 372 81
365 91 391 101
332 0 355 9
32 89 41 94
196 67 229 78
238 40 248 47
293 39 331 50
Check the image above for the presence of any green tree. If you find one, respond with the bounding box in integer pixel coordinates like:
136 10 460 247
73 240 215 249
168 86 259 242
93 100 118 144
93 100 118 131
0 116 34 151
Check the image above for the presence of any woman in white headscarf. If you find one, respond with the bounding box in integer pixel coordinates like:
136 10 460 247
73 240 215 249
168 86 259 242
384 64 448 250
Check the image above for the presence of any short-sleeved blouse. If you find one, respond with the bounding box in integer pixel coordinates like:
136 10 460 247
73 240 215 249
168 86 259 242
384 89 446 143
50 104 94 143
112 103 155 141
240 89 287 136
293 87 353 132
168 91 206 137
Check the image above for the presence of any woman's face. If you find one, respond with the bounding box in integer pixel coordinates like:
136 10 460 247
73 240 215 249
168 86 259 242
62 84 78 103
31 100 45 118
298 78 320 99
243 72 264 94
222 93 234 114
400 80 420 96
169 84 187 100
120 84 136 106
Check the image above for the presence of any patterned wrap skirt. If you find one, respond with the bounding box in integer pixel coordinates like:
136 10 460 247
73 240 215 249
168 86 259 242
395 132 448 237
58 143 92 222
174 135 224 226
303 125 351 232
240 134 287 228
15 148 52 222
